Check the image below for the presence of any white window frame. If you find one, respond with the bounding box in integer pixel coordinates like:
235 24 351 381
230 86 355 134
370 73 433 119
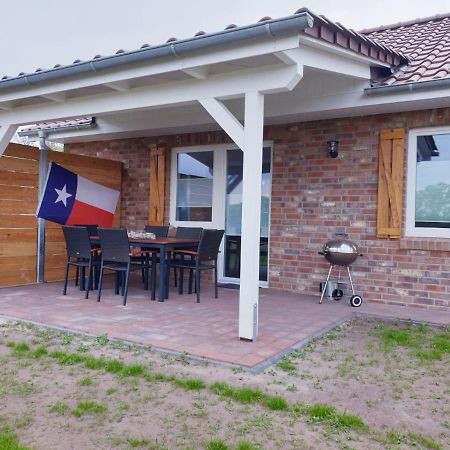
406 126 450 238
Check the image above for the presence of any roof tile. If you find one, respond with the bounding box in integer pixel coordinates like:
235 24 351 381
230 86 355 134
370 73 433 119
363 14 450 85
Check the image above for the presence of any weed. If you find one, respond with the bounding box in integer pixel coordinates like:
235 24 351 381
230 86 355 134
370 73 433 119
32 346 47 358
276 358 297 373
127 437 150 447
13 416 32 428
287 384 298 392
61 334 74 346
105 359 125 373
210 382 234 398
76 343 89 353
0 425 31 450
118 402 129 411
106 387 117 395
236 442 261 450
49 402 69 415
175 378 205 390
233 387 264 404
205 439 229 450
13 342 30 354
6 342 15 348
96 334 109 346
79 376 92 386
265 396 289 411
72 401 107 417
120 364 145 377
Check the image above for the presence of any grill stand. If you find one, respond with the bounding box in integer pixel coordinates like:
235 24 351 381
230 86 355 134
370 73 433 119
319 265 361 306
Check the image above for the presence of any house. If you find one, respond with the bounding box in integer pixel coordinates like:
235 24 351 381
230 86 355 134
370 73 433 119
1 8 449 340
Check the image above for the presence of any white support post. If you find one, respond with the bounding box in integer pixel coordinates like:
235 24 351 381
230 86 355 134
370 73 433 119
0 124 17 156
239 91 264 341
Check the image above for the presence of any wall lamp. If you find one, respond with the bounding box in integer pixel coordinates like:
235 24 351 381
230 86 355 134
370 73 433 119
327 140 339 158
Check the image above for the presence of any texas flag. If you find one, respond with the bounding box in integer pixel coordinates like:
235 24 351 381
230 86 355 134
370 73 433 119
36 162 120 227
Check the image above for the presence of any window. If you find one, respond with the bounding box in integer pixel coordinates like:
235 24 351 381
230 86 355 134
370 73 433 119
406 127 450 238
175 150 214 222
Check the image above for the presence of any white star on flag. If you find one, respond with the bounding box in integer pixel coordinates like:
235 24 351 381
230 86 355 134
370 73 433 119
54 184 72 207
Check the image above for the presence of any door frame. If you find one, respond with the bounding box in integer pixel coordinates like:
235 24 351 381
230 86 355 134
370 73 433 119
170 142 273 287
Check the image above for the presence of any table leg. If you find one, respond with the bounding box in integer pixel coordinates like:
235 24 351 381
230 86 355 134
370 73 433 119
159 246 166 302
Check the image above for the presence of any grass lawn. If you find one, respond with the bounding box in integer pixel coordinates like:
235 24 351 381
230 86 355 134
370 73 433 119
0 318 448 449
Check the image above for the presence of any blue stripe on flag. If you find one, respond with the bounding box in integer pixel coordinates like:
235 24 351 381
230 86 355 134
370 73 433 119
36 162 77 224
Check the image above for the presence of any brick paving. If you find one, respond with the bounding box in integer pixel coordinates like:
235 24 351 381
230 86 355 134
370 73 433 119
0 277 448 369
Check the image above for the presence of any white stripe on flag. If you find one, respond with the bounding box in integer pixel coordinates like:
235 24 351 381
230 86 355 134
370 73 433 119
76 175 120 214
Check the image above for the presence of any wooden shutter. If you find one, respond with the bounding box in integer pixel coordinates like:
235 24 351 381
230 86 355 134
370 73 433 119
377 128 405 239
148 144 166 226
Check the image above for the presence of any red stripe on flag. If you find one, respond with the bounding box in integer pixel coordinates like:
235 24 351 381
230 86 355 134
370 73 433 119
66 200 115 227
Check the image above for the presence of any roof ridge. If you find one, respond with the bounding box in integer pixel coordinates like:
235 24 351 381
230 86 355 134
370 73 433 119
360 12 450 34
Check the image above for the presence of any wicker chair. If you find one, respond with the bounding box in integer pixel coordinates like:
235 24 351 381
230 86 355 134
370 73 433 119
62 226 100 299
96 228 148 306
168 229 224 303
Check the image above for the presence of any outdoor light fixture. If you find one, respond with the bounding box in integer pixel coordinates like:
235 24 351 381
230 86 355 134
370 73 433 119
327 140 339 158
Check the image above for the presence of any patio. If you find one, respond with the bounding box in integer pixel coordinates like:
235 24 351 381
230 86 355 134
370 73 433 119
1 278 448 370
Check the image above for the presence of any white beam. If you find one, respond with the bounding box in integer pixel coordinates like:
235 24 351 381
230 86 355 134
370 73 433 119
0 102 14 111
239 91 264 341
103 81 130 92
40 93 66 103
1 64 301 126
199 98 244 149
182 67 209 80
0 124 17 156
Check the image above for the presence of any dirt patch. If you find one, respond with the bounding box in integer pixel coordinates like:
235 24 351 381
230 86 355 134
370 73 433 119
0 318 448 449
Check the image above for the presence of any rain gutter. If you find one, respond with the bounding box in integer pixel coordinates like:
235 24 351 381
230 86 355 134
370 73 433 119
0 13 313 92
365 77 450 95
18 117 97 137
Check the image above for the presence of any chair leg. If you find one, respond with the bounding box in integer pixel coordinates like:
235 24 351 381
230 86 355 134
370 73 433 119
178 268 184 295
214 263 218 299
123 266 130 306
75 265 79 287
115 272 120 295
195 268 200 303
151 254 157 301
97 264 105 302
85 261 93 299
63 262 70 295
188 269 193 294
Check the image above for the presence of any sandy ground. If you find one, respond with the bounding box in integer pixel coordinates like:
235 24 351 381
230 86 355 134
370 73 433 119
0 318 448 450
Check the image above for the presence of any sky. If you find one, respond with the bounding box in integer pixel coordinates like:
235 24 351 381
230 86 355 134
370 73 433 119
1 0 449 77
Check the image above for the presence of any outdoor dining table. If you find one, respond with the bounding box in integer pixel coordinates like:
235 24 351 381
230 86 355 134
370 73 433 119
129 237 199 302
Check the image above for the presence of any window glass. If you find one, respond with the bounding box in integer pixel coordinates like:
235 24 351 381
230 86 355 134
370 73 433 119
176 151 213 221
415 133 450 228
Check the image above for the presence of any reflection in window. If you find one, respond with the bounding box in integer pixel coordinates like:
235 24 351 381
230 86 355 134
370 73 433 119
176 151 213 221
415 133 450 228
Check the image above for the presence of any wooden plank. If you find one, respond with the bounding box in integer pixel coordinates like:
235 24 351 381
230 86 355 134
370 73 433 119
0 185 37 201
48 151 122 171
391 131 405 234
0 155 38 174
0 270 36 286
4 143 40 160
0 255 36 271
377 137 391 237
148 144 166 226
0 214 37 229
0 199 37 214
0 170 38 187
0 241 36 257
44 267 66 282
0 229 37 242
380 129 404 140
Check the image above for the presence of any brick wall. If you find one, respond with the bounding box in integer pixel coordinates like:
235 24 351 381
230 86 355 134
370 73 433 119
66 107 450 310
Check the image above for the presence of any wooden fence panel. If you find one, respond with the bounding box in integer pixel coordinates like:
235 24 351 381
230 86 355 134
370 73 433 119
0 143 122 286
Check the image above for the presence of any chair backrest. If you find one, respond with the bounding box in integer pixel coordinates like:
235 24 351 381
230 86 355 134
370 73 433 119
63 226 92 259
175 226 203 239
97 228 131 263
74 224 99 237
144 225 169 237
197 229 224 262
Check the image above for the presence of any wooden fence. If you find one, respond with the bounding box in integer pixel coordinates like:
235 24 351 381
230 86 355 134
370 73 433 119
0 144 122 286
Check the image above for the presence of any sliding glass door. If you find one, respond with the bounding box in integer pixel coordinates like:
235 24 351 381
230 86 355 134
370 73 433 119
171 144 272 286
